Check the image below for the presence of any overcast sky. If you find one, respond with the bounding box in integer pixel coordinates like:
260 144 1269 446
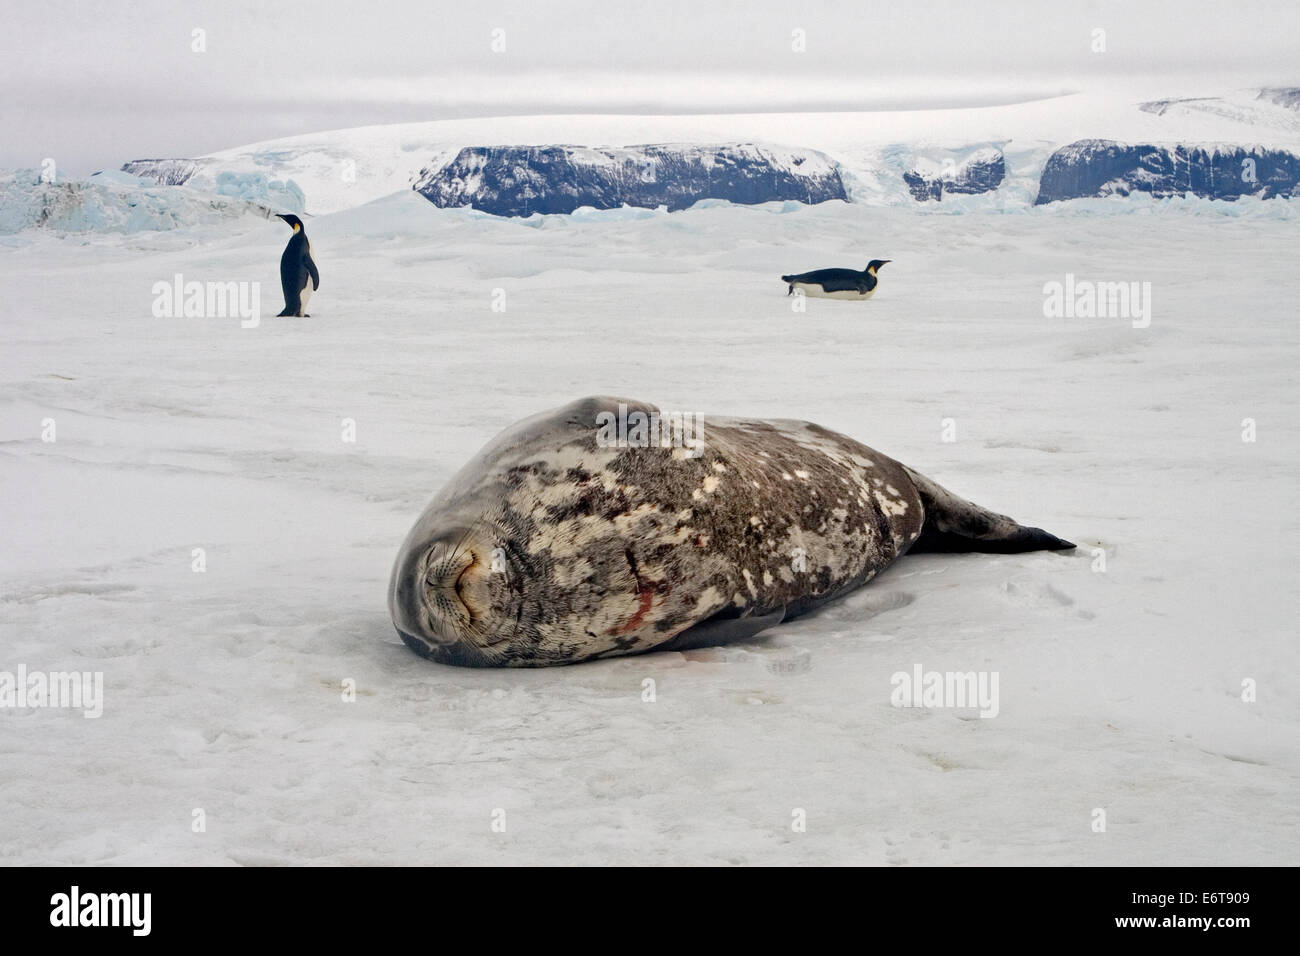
4 0 1298 173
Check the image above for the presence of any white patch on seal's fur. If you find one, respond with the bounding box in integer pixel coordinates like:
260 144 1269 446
874 491 909 516
551 556 596 588
693 586 728 616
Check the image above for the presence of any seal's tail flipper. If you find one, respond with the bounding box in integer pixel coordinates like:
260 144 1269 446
903 467 1075 554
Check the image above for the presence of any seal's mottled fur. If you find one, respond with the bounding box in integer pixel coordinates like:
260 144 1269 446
389 397 1073 667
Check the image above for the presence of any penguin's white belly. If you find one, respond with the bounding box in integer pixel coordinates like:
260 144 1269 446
300 240 314 310
793 282 876 301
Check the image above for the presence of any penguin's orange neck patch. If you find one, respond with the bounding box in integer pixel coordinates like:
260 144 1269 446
292 223 301 232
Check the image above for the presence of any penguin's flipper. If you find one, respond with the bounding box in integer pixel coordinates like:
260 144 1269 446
816 278 866 294
306 257 320 290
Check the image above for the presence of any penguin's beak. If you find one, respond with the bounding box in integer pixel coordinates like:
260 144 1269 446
881 260 892 266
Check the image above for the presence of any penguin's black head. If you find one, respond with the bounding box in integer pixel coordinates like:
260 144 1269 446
277 214 304 232
867 259 891 273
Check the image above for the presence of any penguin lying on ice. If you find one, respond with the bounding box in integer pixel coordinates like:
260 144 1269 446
782 259 890 299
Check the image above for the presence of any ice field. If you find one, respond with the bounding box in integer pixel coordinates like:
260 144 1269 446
2 185 1297 864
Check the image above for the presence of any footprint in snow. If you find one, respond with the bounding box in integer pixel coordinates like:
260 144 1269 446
999 579 1095 619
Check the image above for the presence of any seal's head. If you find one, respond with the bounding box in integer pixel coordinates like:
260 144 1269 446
389 396 718 667
389 510 536 667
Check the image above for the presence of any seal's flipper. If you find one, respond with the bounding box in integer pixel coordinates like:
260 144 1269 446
656 607 787 653
903 467 1075 555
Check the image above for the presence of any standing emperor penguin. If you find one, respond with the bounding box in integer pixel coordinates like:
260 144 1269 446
782 259 890 299
275 214 319 317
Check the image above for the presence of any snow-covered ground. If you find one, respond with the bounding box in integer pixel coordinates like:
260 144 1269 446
3 181 1298 864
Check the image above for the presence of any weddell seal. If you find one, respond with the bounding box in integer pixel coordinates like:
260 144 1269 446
388 397 1074 667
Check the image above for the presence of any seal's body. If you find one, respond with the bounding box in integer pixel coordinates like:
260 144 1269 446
389 397 1073 667
783 259 890 299
275 214 319 317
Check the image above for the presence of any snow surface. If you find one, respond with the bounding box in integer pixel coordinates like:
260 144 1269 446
2 183 1297 865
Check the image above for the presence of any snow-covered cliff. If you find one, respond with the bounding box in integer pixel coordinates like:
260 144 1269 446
1035 139 1300 204
412 143 847 216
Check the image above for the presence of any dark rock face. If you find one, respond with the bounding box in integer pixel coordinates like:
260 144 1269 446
903 151 1005 201
1036 139 1300 204
413 144 847 216
121 159 200 186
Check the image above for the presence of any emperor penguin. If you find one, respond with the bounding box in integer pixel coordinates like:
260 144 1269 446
275 214 319 317
782 259 890 300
